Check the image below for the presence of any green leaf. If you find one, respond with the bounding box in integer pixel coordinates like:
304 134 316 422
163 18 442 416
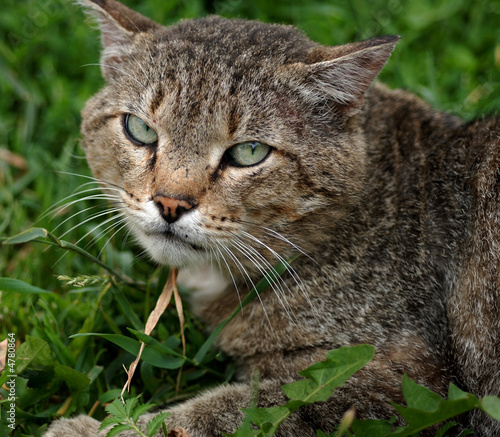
100 416 124 430
113 288 144 332
146 412 171 437
71 333 185 369
447 382 469 401
2 227 48 244
481 396 500 421
128 329 184 358
105 423 135 437
124 395 141 418
100 389 124 404
388 378 481 437
231 346 374 437
87 365 103 384
351 419 394 436
15 336 53 374
0 277 54 294
53 364 90 391
282 345 375 408
434 421 458 437
104 398 127 419
401 374 443 411
242 405 290 435
131 403 154 422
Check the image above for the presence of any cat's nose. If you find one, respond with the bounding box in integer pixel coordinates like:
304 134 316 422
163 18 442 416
153 195 194 224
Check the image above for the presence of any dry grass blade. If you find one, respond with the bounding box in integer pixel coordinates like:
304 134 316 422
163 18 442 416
173 278 186 394
121 268 181 401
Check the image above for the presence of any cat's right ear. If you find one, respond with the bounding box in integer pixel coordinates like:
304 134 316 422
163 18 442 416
285 35 400 112
78 0 162 81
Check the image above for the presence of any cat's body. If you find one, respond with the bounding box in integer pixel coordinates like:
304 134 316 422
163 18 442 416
45 0 500 435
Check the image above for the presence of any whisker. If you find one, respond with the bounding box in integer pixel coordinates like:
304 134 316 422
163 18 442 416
240 230 312 308
39 184 116 222
52 204 120 233
53 193 121 215
231 238 295 322
239 219 316 264
215 242 271 325
74 212 126 249
231 237 287 297
60 208 124 240
210 242 242 310
97 219 130 258
55 171 126 194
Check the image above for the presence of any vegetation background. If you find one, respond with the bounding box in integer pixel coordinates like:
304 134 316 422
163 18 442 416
1 0 499 435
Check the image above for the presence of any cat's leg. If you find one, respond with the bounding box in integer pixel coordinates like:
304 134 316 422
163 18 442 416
43 381 281 437
44 415 103 437
44 345 445 437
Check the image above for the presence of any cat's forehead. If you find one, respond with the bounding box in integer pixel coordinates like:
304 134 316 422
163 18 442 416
151 16 315 70
110 17 317 138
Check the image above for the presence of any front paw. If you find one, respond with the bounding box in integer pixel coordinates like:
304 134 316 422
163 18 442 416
44 415 104 437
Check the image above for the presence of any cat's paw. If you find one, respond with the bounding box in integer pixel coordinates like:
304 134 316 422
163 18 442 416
43 415 104 437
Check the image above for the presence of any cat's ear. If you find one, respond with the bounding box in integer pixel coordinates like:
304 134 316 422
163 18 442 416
291 35 400 110
78 0 162 80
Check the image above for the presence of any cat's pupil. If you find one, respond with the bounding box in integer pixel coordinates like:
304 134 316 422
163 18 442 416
227 141 271 167
124 114 158 146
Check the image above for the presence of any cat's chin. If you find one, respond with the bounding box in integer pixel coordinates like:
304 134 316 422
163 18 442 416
134 229 209 268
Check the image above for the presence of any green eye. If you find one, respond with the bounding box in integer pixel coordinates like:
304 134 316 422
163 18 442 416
124 114 158 145
227 141 271 167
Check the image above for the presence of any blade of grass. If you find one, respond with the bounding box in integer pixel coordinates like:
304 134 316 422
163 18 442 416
3 228 138 287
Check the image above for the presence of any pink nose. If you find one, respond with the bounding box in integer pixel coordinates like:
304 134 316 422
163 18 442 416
153 195 194 224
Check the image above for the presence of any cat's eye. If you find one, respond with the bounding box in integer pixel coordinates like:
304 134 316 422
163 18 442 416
227 141 271 167
124 114 158 146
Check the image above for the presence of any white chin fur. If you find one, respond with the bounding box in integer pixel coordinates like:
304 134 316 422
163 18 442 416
132 227 208 267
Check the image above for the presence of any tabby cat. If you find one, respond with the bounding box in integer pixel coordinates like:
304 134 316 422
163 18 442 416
45 0 500 435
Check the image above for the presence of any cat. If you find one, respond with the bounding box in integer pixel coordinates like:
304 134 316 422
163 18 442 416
45 0 500 436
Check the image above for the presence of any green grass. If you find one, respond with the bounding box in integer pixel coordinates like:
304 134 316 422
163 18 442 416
0 0 499 435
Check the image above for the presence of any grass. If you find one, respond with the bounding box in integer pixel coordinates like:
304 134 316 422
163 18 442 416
0 0 499 435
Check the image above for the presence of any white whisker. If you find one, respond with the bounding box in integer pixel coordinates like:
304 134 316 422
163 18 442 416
97 219 130 258
42 184 121 217
214 241 271 325
52 204 119 233
210 242 242 310
240 230 312 308
231 238 296 322
74 212 126 247
239 220 315 264
61 208 124 240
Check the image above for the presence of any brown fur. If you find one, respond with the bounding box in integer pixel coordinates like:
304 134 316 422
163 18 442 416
45 1 500 435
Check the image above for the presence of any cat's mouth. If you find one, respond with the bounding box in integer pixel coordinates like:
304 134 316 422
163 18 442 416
146 230 205 252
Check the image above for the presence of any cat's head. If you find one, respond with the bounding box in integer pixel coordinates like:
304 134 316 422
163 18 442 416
79 0 398 271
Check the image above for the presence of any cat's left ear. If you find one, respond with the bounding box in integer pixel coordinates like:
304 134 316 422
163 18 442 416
78 0 162 80
289 35 400 110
